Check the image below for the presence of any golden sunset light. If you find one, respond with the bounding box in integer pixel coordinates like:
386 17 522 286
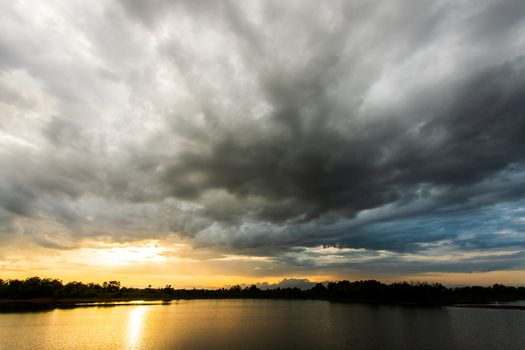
1 0 525 348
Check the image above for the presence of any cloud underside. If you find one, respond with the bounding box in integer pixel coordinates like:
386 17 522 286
0 0 525 275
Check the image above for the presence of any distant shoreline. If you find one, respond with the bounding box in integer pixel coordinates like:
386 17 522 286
2 277 524 312
451 304 525 311
1 297 525 312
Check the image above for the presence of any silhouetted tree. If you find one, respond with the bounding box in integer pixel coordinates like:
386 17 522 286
0 276 524 306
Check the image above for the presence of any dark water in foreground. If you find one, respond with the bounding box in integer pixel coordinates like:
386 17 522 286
0 299 524 349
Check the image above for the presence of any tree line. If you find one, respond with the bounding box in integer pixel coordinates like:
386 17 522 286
1 277 524 305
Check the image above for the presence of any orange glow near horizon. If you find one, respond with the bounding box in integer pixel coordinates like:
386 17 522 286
1 239 524 289
79 244 168 266
2 264 525 289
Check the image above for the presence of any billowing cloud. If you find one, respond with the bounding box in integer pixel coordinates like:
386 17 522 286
0 0 524 279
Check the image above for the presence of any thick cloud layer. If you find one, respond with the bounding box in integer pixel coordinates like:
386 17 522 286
1 0 525 275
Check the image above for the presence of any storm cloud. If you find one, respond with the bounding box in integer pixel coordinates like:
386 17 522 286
1 0 525 276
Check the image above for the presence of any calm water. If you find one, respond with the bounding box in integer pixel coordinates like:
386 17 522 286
0 299 524 349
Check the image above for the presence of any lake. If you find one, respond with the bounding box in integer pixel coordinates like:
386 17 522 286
0 299 524 349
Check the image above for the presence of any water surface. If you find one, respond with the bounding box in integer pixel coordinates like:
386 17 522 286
0 299 524 349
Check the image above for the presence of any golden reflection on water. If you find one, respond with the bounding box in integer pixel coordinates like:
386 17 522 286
1 300 524 349
126 305 148 349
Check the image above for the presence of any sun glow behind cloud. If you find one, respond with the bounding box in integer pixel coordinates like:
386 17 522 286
1 237 524 287
79 242 168 266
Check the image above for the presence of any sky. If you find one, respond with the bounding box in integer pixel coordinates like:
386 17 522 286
1 0 525 288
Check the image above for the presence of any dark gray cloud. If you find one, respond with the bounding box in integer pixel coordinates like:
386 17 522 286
159 58 525 223
317 251 525 275
0 0 524 275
